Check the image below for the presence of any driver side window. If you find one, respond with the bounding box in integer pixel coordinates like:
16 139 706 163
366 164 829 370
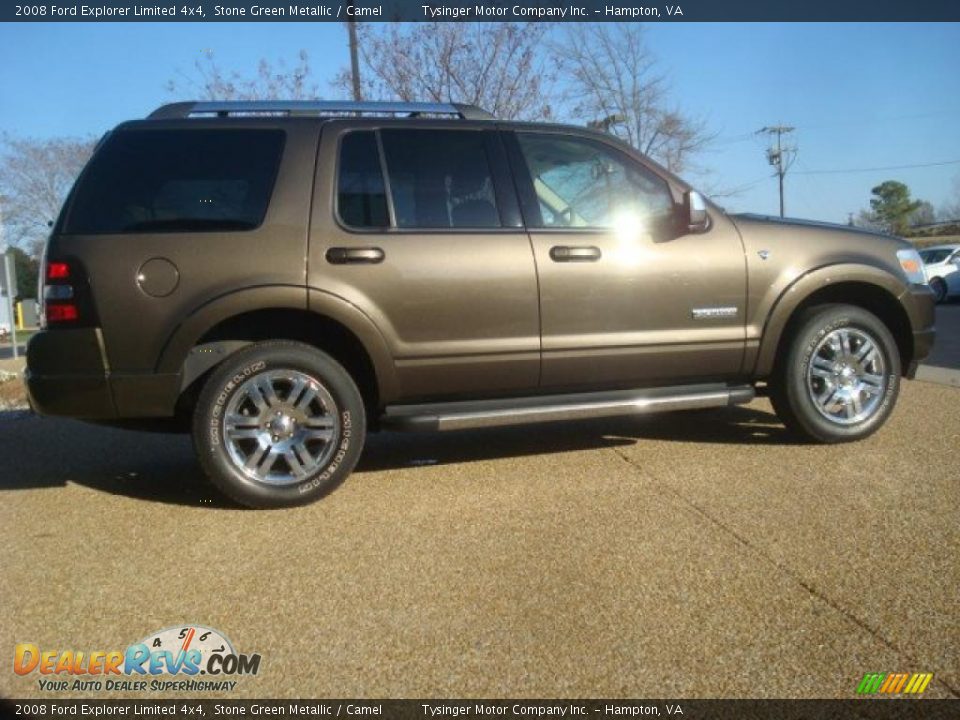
516 132 674 229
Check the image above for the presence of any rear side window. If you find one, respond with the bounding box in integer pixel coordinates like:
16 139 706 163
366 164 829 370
337 131 389 228
64 129 285 234
381 129 501 229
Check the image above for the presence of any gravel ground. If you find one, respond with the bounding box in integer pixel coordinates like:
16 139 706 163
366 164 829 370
1 380 956 700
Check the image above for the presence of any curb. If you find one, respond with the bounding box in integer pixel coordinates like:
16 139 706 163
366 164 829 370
914 364 960 388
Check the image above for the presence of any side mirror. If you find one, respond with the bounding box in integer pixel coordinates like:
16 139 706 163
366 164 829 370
684 191 709 233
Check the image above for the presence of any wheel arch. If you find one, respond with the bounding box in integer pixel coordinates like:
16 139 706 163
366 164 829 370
157 286 398 418
754 265 912 378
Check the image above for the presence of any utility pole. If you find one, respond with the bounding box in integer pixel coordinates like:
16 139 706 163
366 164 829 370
756 125 796 217
0 196 18 360
346 20 362 102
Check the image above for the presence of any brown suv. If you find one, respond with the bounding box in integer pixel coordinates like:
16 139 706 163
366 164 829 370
26 101 936 507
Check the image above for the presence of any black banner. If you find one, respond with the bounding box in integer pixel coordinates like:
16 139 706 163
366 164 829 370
3 0 959 23
2 699 960 720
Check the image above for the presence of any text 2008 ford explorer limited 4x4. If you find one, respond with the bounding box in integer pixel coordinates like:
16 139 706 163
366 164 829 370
26 101 936 508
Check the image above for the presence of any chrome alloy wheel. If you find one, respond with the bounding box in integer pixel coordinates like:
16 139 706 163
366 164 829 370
222 370 341 485
806 327 887 426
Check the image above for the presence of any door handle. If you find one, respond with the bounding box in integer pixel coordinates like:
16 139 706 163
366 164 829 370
326 247 385 264
550 245 602 262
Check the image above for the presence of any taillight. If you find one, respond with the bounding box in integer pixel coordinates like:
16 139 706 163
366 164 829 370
44 259 80 325
47 262 70 280
46 304 79 323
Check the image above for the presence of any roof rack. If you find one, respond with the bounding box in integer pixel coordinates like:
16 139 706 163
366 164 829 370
148 101 495 121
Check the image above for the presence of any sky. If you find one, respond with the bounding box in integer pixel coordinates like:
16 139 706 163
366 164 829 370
1 21 958 223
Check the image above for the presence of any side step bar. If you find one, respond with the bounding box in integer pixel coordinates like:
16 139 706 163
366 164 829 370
381 383 755 432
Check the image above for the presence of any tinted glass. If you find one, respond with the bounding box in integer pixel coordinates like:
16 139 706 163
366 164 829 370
516 133 673 229
920 249 952 264
381 129 501 229
64 129 284 235
337 131 389 228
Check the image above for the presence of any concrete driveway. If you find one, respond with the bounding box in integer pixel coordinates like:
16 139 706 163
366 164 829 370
1 378 956 700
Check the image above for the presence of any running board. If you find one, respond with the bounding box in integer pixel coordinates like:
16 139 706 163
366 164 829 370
381 383 755 432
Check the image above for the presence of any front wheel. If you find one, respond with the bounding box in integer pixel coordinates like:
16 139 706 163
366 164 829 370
193 341 366 508
930 277 947 304
770 304 900 443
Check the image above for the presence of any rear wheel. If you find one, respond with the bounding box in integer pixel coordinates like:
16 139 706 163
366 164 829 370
770 304 900 443
192 341 365 508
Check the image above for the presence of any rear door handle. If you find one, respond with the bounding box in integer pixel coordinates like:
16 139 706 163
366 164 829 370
326 247 385 264
549 245 602 262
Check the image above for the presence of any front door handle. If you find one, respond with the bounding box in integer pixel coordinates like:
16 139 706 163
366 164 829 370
550 245 602 262
326 247 385 265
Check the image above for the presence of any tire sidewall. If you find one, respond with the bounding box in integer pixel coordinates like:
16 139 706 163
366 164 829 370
786 307 900 442
930 277 946 304
194 343 365 508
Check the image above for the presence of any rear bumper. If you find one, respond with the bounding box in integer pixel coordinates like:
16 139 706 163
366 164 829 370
26 328 180 419
26 370 116 418
26 328 116 418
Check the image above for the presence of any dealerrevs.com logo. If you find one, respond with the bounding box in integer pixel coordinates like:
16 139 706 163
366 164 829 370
13 625 261 693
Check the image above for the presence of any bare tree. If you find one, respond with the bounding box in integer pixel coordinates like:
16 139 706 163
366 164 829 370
334 23 554 120
553 25 713 173
938 174 960 221
0 135 95 255
167 50 318 101
910 200 936 227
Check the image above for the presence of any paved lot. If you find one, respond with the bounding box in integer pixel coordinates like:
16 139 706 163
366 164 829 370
0 343 27 361
1 378 957 700
924 301 960 370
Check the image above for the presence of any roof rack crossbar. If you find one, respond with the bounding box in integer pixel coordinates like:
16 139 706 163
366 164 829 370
148 101 495 121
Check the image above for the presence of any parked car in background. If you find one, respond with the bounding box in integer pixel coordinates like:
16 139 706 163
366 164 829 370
919 243 960 303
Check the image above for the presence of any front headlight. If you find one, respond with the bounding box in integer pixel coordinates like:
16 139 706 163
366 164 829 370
896 248 928 285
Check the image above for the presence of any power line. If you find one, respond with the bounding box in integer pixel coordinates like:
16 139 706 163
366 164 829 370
717 109 956 144
792 159 960 176
708 175 771 198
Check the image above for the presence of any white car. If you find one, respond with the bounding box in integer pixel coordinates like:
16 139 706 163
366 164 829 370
919 243 960 303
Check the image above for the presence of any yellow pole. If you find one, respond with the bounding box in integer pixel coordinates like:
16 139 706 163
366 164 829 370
16 300 23 330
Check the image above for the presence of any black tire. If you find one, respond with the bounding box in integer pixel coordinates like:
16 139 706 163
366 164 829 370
192 341 366 508
930 277 947 304
769 304 900 444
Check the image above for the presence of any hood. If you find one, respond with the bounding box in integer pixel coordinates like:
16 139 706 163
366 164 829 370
730 213 907 245
727 212 912 290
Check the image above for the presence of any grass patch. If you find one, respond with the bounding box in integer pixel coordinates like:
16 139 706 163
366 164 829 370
0 374 27 409
0 328 37 346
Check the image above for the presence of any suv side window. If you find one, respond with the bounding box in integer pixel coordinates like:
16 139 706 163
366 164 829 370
381 129 502 229
515 133 674 229
337 131 390 229
64 129 285 235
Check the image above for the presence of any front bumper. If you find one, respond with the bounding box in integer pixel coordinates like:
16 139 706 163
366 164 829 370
900 285 936 379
